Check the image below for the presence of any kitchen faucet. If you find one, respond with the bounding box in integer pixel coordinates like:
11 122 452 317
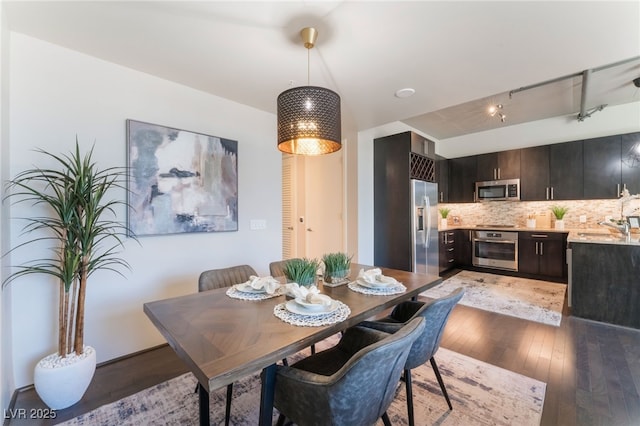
598 220 630 236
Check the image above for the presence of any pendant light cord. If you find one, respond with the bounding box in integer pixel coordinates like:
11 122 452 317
307 47 310 86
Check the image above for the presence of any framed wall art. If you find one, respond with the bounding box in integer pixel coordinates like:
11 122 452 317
126 119 238 236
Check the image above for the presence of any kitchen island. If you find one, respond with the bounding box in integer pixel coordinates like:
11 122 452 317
568 230 640 329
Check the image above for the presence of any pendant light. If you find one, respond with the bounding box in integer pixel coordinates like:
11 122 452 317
277 27 342 155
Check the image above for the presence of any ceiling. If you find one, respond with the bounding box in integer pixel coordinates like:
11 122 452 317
4 1 640 140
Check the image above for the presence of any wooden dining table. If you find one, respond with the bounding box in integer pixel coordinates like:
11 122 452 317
143 263 442 426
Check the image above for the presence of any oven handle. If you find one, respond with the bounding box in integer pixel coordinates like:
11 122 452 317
473 238 517 244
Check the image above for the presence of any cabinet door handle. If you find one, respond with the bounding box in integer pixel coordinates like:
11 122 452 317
447 248 454 252
540 242 544 256
617 184 621 196
532 234 548 238
440 192 443 202
550 187 554 200
535 242 539 255
497 168 501 179
546 187 549 200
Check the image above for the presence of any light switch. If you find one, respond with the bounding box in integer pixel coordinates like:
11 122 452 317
250 219 267 230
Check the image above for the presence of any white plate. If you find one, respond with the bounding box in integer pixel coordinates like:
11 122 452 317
294 295 332 311
285 300 339 316
356 277 398 289
235 283 267 294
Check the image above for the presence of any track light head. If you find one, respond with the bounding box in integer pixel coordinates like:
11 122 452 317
633 77 640 88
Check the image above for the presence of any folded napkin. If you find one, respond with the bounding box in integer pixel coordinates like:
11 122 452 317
357 268 398 286
246 275 281 294
286 283 320 299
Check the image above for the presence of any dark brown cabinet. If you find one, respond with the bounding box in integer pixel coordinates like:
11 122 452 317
621 132 640 195
455 229 473 267
549 141 583 200
518 232 566 279
583 135 622 199
520 146 549 201
476 149 521 181
436 156 449 203
448 156 477 203
439 231 456 273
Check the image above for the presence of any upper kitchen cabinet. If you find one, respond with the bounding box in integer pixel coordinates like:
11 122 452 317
476 149 521 181
521 142 582 201
436 156 449 203
583 135 622 199
621 132 640 195
520 146 549 201
549 140 583 200
448 155 477 203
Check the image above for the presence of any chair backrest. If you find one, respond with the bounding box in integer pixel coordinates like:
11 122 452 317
268 259 299 279
197 264 257 292
402 287 464 369
276 317 424 426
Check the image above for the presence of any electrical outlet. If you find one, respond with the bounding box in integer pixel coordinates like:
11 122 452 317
250 219 267 230
579 215 587 223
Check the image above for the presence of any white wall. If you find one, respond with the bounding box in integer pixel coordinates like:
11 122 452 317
356 103 640 264
1 2 13 412
5 33 282 390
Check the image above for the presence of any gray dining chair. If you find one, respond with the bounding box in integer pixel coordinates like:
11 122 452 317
272 317 425 426
196 264 257 426
359 287 465 426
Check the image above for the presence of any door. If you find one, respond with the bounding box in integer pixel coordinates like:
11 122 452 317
303 153 344 259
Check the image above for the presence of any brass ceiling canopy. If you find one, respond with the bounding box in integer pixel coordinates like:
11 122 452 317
277 27 342 155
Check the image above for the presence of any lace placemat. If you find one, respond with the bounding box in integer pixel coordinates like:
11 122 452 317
226 285 285 301
347 281 407 295
273 301 351 326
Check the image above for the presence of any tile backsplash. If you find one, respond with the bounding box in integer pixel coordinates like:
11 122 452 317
439 198 639 229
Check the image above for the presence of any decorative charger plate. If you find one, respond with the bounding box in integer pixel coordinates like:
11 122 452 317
274 300 350 326
348 280 406 295
226 284 284 301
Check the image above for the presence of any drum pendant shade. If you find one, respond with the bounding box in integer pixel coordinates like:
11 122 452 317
277 27 342 155
277 86 341 155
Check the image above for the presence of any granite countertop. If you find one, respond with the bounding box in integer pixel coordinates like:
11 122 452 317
566 229 640 246
438 225 640 246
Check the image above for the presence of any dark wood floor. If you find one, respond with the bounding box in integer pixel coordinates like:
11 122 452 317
6 271 640 426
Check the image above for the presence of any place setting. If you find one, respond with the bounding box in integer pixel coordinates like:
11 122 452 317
226 275 286 300
348 268 407 295
273 283 350 326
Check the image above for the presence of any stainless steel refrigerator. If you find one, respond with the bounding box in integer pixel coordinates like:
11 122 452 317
411 179 439 276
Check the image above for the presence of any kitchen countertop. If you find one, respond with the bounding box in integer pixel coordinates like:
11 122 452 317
438 225 640 245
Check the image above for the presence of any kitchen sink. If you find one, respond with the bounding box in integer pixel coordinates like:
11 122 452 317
576 232 627 241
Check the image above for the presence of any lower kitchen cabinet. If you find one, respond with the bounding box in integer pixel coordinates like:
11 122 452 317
518 232 567 279
439 231 456 273
455 229 473 267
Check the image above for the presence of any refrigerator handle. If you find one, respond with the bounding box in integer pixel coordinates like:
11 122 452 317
424 195 430 248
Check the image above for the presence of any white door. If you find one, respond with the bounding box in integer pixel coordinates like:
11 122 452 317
303 152 344 258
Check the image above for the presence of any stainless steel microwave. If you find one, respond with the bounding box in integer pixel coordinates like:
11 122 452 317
475 178 520 201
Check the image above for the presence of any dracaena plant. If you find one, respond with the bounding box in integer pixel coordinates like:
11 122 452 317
3 140 137 358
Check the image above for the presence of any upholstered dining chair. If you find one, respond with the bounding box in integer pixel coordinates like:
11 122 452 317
196 264 257 426
359 287 465 426
272 317 426 426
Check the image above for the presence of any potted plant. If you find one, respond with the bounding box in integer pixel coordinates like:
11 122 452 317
550 205 569 230
322 252 352 284
439 207 451 229
3 140 136 409
282 257 319 287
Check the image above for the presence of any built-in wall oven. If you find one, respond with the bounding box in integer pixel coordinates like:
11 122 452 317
472 230 518 271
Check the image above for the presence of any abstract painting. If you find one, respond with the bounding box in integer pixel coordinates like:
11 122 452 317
126 119 238 236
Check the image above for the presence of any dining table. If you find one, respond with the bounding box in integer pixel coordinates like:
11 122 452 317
143 263 442 426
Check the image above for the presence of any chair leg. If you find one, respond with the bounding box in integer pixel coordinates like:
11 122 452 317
381 411 392 426
404 369 415 426
276 413 286 426
225 383 233 426
430 357 453 410
281 358 288 366
311 344 316 355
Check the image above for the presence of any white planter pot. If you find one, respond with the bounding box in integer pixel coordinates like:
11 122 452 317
554 220 565 230
441 218 448 229
34 346 96 410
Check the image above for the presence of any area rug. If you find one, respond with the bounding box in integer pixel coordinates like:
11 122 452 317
58 338 545 426
422 270 565 326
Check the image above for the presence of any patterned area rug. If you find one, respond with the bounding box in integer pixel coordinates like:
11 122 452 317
59 337 545 426
422 271 566 326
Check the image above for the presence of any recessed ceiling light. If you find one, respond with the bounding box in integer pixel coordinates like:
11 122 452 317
395 88 415 98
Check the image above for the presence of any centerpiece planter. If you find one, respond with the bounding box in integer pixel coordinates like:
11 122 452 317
439 207 451 229
282 258 320 287
550 205 569 230
322 252 352 285
4 140 137 409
